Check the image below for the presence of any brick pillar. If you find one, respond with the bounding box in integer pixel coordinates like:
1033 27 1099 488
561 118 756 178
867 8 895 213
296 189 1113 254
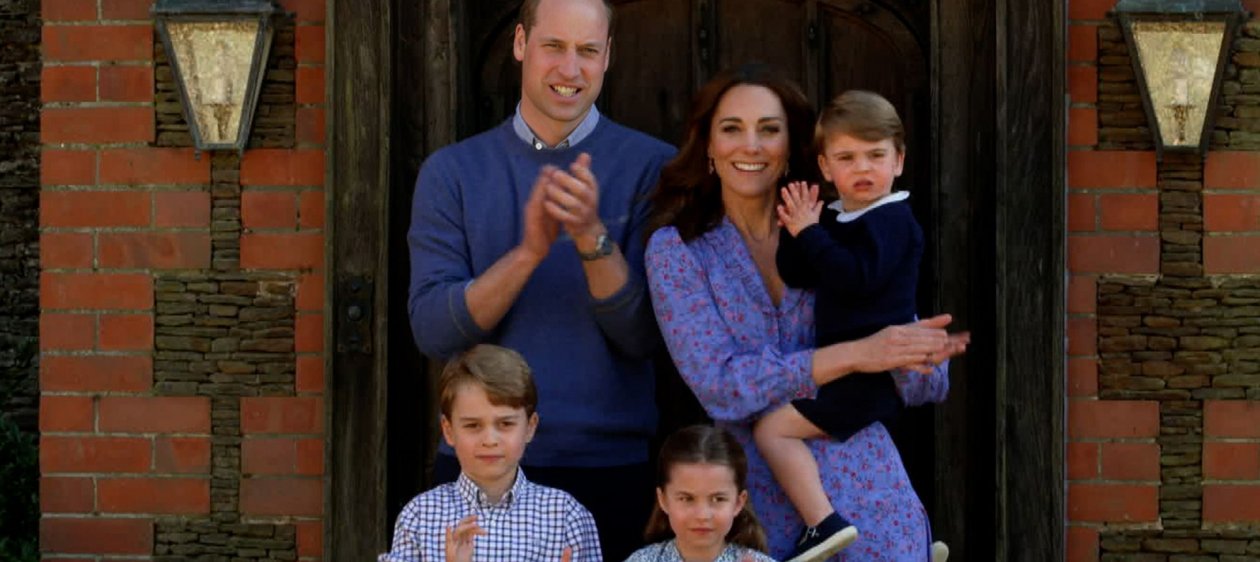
39 0 328 559
1067 1 1163 560
1069 1 1260 558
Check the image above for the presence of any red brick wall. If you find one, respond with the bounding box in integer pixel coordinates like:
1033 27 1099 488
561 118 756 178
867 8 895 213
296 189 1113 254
38 0 326 559
1204 153 1260 273
1067 0 1260 560
1203 402 1260 523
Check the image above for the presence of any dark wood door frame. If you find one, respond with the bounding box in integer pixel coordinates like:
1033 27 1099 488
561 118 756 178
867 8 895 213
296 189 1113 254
326 0 392 557
326 0 1065 559
930 0 1066 559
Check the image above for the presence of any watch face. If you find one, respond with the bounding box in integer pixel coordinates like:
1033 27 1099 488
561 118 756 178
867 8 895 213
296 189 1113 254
580 234 614 260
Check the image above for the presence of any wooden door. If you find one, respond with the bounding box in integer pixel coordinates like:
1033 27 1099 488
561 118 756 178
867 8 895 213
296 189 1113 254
332 0 1066 560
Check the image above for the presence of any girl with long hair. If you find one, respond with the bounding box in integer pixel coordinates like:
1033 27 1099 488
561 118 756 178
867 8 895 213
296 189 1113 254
626 425 776 562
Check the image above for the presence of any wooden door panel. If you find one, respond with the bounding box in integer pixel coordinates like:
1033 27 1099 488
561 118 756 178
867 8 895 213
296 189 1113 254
474 23 522 137
601 0 694 143
817 3 927 191
819 8 916 101
716 0 807 81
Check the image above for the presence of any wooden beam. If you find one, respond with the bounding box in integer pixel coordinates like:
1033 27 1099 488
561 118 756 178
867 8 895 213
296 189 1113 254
994 0 1066 558
327 0 392 557
932 0 997 557
933 0 1065 558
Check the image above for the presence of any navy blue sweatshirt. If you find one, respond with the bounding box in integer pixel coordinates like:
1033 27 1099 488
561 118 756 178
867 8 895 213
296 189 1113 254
776 195 923 346
408 118 675 466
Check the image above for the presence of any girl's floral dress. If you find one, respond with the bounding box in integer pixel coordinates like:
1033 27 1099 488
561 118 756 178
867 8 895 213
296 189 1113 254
623 540 776 562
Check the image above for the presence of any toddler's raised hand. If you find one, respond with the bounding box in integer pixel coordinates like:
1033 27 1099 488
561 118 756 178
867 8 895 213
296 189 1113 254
776 181 823 237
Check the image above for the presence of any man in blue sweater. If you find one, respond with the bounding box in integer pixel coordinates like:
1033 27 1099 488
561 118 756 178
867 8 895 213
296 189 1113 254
407 0 675 559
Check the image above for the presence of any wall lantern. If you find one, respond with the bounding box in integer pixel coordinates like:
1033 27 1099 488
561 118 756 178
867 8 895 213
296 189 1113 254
153 0 277 153
1114 0 1247 158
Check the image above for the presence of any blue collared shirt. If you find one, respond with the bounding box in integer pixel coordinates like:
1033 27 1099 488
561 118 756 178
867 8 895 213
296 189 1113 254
379 468 603 562
512 103 602 150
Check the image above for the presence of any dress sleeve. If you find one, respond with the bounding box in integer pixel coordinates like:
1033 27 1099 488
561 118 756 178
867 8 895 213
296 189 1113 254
891 358 951 406
646 229 816 423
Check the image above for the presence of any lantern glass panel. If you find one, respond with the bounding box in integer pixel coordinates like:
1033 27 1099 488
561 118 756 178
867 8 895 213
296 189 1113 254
1129 20 1227 148
166 20 261 146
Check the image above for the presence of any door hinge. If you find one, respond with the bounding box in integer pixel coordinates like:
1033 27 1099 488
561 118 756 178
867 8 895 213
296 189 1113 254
336 274 373 354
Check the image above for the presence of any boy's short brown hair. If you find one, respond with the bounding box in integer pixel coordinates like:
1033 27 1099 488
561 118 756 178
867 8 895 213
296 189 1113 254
438 344 538 418
815 90 905 153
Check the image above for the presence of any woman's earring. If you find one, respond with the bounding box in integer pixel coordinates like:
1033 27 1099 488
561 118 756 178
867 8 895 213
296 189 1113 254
708 158 715 175
784 162 790 178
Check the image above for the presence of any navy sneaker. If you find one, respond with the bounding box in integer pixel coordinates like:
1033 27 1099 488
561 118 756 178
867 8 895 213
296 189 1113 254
785 512 859 562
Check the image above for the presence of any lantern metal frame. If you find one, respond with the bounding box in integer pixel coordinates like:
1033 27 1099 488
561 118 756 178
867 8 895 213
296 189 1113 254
152 0 277 153
1114 0 1246 158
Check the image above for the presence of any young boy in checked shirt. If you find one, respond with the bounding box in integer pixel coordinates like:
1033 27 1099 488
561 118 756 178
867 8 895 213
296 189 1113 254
379 344 601 562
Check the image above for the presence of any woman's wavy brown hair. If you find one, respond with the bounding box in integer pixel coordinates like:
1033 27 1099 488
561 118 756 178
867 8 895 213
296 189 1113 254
647 63 819 242
643 425 768 553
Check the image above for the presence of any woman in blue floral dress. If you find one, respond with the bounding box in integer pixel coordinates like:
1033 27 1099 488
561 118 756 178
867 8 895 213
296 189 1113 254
644 64 967 562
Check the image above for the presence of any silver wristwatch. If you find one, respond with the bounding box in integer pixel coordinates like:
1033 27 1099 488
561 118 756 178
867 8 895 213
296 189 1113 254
577 233 616 261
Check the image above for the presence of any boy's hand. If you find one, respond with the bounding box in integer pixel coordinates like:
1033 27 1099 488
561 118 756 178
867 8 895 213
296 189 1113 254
560 546 573 562
776 181 823 237
444 515 485 562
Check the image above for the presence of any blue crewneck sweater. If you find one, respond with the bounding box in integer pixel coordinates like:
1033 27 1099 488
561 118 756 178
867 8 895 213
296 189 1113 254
408 117 676 466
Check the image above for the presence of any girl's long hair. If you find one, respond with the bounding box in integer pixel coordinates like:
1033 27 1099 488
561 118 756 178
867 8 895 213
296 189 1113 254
647 63 819 242
643 425 768 553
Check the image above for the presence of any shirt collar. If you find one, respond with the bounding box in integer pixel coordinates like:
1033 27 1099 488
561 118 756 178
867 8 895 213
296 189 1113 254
826 190 911 223
663 540 746 562
512 102 601 150
454 468 530 510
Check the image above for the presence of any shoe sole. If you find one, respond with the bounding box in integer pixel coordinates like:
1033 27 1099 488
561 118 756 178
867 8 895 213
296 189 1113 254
785 526 859 562
931 541 949 562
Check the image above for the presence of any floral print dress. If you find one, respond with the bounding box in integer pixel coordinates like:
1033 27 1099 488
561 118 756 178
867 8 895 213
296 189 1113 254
645 220 950 562
623 540 777 562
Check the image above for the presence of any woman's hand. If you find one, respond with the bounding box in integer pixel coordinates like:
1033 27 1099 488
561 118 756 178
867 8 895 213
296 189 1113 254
776 182 823 237
812 314 969 384
444 515 485 562
866 314 969 374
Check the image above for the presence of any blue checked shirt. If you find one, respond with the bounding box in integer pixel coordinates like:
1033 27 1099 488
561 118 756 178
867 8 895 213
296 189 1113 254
379 468 603 562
